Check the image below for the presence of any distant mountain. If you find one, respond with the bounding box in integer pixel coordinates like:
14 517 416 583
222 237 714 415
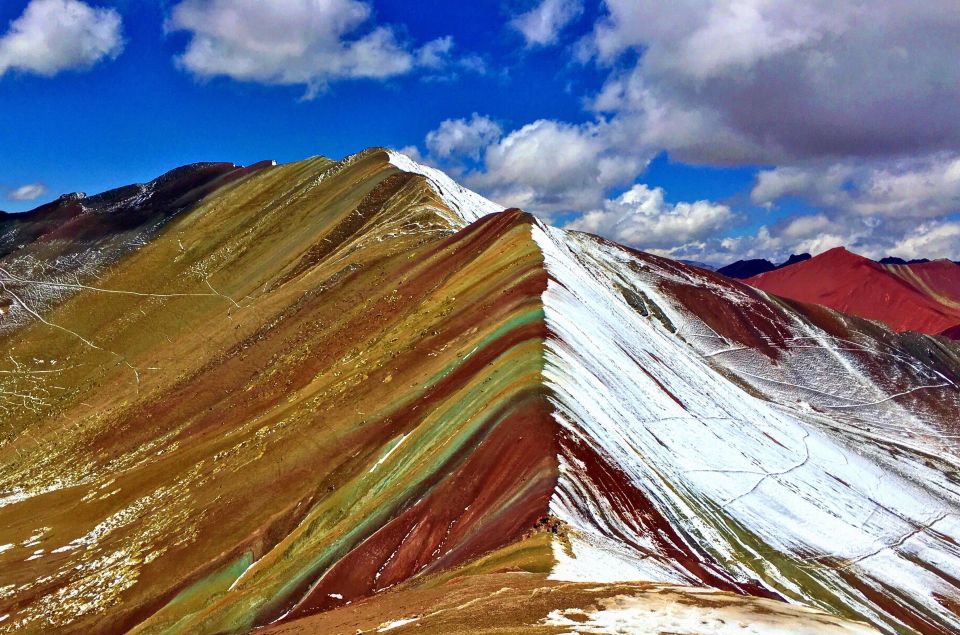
679 259 716 271
716 258 776 278
2 150 959 634
879 256 931 265
0 162 271 260
779 252 812 268
747 247 960 337
716 253 810 279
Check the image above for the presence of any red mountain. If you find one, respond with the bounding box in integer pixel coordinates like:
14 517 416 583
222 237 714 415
887 259 960 311
746 247 960 337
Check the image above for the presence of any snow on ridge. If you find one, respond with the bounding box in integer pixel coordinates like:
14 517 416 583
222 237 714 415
532 220 960 633
385 150 504 226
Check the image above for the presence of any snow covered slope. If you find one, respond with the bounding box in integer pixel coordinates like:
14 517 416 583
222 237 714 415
385 150 504 225
534 222 960 635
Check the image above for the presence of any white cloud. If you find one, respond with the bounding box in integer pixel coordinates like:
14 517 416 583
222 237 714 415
566 184 736 249
649 211 960 266
847 158 960 219
411 111 960 262
166 0 454 95
586 0 960 164
404 2 960 262
425 114 502 160
415 36 452 69
0 0 123 77
886 221 960 261
780 213 831 240
751 167 825 207
511 0 583 47
8 183 48 201
394 145 424 162
752 155 960 219
582 1 960 260
659 220 862 265
465 118 649 216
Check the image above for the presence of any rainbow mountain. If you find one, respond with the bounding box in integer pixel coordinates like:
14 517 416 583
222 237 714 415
1 148 959 634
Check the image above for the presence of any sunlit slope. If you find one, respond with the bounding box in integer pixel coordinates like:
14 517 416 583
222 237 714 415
2 149 958 635
747 248 960 337
0 150 556 633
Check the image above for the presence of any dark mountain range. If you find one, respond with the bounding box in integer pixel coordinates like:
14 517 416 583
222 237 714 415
716 253 811 279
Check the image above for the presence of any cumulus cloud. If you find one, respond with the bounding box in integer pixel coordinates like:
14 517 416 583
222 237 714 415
511 0 583 47
752 155 960 219
657 219 858 265
566 184 735 249
886 221 960 261
465 119 649 216
403 2 960 262
587 0 960 164
0 0 124 77
654 211 960 265
415 36 453 69
779 213 831 240
166 0 455 95
581 1 960 260
425 113 502 161
7 183 48 201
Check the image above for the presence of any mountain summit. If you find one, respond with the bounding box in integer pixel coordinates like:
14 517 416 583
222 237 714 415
1 149 959 634
747 247 960 337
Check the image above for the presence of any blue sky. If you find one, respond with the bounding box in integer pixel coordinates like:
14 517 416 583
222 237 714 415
0 1 627 204
2 0 959 264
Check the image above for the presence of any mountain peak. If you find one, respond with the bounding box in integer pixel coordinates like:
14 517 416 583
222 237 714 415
780 252 811 266
716 252 811 280
746 243 960 335
816 245 865 261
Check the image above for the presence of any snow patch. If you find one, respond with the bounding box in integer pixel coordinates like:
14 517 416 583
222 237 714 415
377 616 419 632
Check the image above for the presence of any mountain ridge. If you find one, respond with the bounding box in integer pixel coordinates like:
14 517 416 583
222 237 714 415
1 149 959 634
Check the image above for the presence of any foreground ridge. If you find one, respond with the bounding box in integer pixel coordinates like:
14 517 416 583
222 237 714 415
0 149 957 634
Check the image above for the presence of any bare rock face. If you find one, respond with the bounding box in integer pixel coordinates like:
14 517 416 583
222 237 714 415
0 149 958 634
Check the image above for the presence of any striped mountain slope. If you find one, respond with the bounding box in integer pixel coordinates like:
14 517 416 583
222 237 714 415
0 149 958 634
